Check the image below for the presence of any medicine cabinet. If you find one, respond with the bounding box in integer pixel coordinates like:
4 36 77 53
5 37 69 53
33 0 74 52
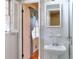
45 2 62 27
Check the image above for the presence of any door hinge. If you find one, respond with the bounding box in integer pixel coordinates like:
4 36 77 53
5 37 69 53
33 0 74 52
22 9 24 13
22 54 24 57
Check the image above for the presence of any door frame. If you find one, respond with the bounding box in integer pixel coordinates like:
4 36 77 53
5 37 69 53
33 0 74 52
18 2 22 59
18 1 41 59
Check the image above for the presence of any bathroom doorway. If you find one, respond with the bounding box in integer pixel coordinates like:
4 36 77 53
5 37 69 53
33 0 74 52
22 2 40 59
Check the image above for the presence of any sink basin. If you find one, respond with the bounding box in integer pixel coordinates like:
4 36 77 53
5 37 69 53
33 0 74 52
44 45 66 55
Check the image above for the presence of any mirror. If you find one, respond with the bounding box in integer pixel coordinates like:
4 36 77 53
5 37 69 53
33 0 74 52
30 7 39 53
45 3 61 27
29 3 39 59
49 10 60 26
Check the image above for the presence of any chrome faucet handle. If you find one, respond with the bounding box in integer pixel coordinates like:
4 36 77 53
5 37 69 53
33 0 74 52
52 43 58 46
52 40 59 46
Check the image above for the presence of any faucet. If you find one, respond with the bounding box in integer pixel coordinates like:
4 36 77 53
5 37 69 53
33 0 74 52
52 39 59 46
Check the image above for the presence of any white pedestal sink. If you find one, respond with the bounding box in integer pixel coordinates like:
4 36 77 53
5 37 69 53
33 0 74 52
44 45 66 59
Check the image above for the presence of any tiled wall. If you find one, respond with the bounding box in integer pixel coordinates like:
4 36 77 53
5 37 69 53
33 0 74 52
40 0 70 59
